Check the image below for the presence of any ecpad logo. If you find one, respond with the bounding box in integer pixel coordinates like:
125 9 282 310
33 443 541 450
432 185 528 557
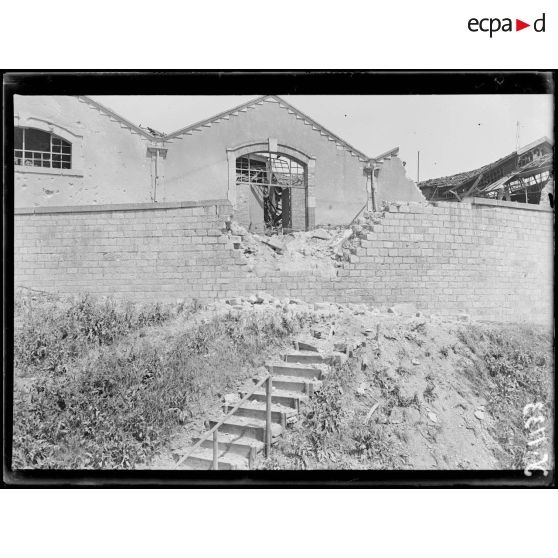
468 13 546 37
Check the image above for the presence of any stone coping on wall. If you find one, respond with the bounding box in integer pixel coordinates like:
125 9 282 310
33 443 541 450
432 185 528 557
468 197 554 213
14 196 553 217
384 198 553 214
14 199 232 215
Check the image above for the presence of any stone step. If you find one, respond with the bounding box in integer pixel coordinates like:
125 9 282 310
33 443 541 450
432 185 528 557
193 432 263 463
243 387 309 410
183 446 249 470
284 350 328 365
266 361 324 381
294 341 320 352
254 375 322 396
208 415 283 442
224 400 296 425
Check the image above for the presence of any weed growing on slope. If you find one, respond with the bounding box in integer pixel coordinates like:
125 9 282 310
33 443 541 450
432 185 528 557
290 365 349 465
351 421 393 462
13 302 307 469
262 354 362 469
14 294 179 376
423 373 437 403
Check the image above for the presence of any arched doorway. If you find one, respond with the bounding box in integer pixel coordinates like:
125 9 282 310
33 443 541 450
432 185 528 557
227 142 315 233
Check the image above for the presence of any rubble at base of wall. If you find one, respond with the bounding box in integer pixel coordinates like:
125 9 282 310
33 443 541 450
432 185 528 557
222 220 360 276
217 292 462 322
221 201 437 275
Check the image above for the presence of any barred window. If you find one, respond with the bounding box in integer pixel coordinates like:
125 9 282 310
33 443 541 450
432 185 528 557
236 153 305 188
14 127 72 169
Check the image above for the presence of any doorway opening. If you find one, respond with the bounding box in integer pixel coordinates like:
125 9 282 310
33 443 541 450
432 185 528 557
236 152 306 234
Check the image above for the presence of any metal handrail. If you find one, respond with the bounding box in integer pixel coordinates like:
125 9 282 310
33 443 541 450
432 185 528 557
173 373 273 470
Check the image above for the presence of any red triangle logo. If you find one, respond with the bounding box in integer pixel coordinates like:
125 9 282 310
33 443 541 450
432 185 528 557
516 19 530 31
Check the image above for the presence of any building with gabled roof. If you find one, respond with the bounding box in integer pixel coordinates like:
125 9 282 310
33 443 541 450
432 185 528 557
14 94 425 229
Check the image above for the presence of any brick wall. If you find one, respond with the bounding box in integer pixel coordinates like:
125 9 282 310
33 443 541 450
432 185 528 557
14 198 553 325
350 199 554 324
14 201 241 302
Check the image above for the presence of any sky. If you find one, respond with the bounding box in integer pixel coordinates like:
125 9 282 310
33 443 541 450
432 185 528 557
90 95 553 182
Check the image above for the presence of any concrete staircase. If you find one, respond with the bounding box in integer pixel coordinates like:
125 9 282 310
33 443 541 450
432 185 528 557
178 346 334 470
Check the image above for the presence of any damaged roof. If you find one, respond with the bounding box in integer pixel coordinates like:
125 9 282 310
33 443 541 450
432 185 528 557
418 136 553 194
139 124 166 137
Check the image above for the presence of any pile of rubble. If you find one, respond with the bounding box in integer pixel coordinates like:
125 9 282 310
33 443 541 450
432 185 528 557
221 292 339 314
223 219 361 275
222 203 432 274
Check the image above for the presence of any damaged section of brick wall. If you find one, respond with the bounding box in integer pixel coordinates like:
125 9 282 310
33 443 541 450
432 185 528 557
221 219 359 276
14 198 553 325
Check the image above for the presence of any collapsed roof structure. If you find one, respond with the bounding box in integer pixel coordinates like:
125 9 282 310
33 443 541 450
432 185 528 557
418 137 553 205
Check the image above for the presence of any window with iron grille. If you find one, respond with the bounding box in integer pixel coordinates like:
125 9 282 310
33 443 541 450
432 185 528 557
236 152 306 233
14 127 72 169
236 153 305 188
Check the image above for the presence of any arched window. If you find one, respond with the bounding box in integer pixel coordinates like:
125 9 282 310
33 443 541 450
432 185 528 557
14 127 72 169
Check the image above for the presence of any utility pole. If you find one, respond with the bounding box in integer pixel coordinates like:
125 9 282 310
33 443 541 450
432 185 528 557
516 121 521 151
417 150 420 183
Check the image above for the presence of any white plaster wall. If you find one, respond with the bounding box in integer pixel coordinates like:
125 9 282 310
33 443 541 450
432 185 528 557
163 100 368 226
14 96 424 221
14 96 153 207
376 157 426 204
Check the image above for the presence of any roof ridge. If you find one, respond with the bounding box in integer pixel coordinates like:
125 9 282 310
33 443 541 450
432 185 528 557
373 146 400 160
164 95 269 139
164 94 375 161
77 96 158 140
79 94 403 164
269 95 371 161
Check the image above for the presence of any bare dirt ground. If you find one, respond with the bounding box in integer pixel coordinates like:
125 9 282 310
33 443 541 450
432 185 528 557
274 304 501 469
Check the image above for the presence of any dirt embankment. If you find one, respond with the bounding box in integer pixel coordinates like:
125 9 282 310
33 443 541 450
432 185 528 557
252 300 553 470
14 291 553 471
153 296 553 471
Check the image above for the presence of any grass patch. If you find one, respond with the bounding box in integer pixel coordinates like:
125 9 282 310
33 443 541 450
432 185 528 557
13 295 308 469
15 293 182 376
260 357 356 469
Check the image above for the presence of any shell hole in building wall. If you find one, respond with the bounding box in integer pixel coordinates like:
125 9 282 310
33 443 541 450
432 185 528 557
235 152 307 234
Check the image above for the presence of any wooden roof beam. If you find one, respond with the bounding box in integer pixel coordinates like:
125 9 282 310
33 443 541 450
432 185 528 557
462 172 484 198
